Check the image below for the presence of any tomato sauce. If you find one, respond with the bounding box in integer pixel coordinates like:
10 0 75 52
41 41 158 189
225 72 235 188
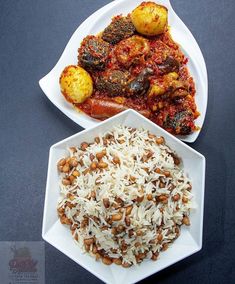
77 28 198 135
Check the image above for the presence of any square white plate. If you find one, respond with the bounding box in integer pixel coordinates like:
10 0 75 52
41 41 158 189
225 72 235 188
39 0 208 143
42 109 206 284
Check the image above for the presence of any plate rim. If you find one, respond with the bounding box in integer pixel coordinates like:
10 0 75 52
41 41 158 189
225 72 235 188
39 0 208 143
42 109 206 284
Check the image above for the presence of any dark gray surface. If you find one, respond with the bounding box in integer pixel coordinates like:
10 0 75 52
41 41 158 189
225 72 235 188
0 0 235 283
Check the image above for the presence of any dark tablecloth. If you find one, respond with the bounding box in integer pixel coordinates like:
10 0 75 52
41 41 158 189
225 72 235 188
1 0 235 283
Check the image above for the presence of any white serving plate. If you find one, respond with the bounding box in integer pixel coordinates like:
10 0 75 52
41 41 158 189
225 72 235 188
42 109 206 284
39 0 208 143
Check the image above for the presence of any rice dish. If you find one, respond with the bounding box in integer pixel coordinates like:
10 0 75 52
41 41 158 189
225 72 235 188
57 125 193 267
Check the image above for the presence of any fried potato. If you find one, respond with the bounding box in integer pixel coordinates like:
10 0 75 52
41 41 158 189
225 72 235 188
59 65 93 104
131 2 168 36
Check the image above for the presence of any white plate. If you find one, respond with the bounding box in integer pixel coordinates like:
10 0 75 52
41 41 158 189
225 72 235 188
39 0 208 142
42 109 205 284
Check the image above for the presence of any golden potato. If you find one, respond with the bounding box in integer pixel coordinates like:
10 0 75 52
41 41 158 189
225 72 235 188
131 2 168 36
59 65 93 104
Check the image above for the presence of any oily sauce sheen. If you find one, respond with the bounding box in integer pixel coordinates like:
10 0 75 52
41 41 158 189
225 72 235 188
60 3 199 136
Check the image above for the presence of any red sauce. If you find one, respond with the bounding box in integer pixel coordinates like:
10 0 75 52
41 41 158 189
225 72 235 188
76 28 198 135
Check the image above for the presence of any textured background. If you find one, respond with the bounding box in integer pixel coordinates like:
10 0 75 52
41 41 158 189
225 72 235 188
0 0 235 283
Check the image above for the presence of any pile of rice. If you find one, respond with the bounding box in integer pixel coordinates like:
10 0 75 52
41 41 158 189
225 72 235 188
57 125 193 267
